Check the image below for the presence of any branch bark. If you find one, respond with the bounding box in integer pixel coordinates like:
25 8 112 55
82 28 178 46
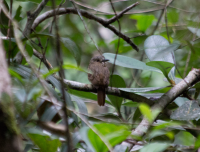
53 75 154 105
123 68 200 150
32 7 139 51
23 0 50 37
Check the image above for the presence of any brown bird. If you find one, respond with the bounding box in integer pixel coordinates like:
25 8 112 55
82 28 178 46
88 55 110 106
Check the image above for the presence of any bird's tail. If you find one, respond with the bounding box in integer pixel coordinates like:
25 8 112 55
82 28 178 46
97 87 105 106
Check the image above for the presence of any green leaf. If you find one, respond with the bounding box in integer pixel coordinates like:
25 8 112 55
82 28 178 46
146 61 174 82
167 10 179 24
139 103 153 122
108 75 126 113
119 86 169 93
71 95 88 126
13 6 23 22
140 142 169 152
195 135 200 149
94 113 121 122
103 53 161 73
170 100 200 120
122 101 138 107
154 120 183 131
87 123 131 152
188 27 200 37
130 14 156 32
144 35 176 80
8 68 23 83
60 37 81 66
174 131 195 146
28 133 61 152
63 64 88 73
42 67 59 79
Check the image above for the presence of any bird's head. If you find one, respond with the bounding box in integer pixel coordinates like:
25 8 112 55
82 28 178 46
90 55 109 64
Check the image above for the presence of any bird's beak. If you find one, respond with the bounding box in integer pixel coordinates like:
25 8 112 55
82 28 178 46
102 59 109 62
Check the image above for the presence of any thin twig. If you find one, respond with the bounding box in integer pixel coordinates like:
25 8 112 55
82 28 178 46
7 0 13 65
183 51 191 77
109 0 121 82
150 4 165 35
70 0 102 54
106 2 139 25
51 0 73 151
38 0 64 71
164 0 174 44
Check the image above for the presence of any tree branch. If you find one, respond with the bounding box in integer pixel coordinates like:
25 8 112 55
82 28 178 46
123 68 200 150
106 2 139 25
23 0 49 37
53 75 153 105
32 7 139 51
32 49 153 105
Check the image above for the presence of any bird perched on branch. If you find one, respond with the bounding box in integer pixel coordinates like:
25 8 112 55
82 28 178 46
88 55 110 106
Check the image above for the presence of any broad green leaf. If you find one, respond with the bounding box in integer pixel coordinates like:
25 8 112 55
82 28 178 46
122 101 138 107
87 123 131 152
174 97 188 107
108 75 126 113
151 43 180 60
60 37 81 66
146 61 174 82
71 95 88 126
144 35 176 80
8 68 23 82
94 113 121 122
139 103 152 122
133 108 142 122
140 142 169 152
46 76 75 109
119 86 169 93
14 6 23 22
63 64 88 73
130 14 156 32
28 133 61 152
195 135 200 149
174 131 195 146
103 53 161 73
167 10 179 24
188 27 200 37
42 67 59 79
154 120 184 131
170 100 200 120
148 130 167 140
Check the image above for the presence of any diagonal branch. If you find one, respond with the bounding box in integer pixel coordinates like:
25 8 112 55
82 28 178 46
123 68 200 150
23 0 50 37
32 7 139 51
106 2 139 25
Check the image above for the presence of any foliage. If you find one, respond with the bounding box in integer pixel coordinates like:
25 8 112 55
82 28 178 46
1 0 200 152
